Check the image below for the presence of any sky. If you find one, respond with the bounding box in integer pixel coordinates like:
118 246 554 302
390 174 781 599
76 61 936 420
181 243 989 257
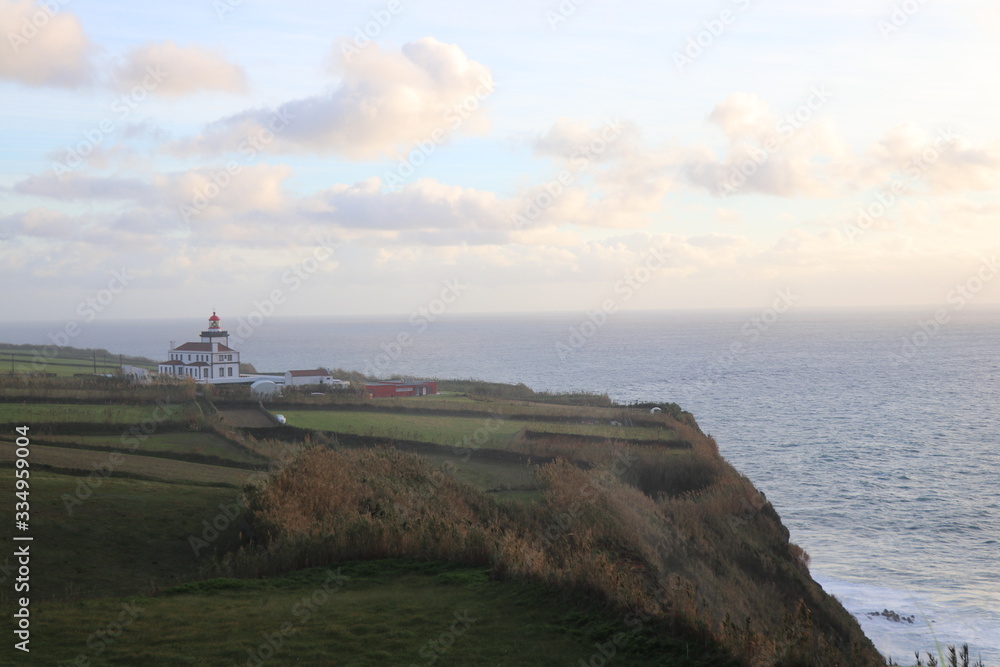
1 0 999 322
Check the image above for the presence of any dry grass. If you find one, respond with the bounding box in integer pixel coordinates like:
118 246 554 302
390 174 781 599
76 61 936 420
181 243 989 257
217 437 883 666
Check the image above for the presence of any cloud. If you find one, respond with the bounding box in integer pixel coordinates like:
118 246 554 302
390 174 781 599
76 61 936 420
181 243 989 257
0 0 94 87
174 37 495 158
685 92 847 198
706 93 773 140
112 40 247 97
166 163 292 220
0 207 78 239
304 177 507 235
14 173 154 201
533 117 639 162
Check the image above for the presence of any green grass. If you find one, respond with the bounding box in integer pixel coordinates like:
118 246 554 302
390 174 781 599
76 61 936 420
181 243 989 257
0 471 242 601
0 402 199 425
0 442 252 486
415 449 541 498
280 409 674 449
525 421 677 442
8 560 722 666
37 432 264 464
0 344 158 376
281 409 522 447
0 373 882 666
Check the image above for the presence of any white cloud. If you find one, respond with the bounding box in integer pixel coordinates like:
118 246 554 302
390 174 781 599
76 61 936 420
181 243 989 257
706 93 773 140
14 173 154 201
0 0 94 87
173 37 495 158
112 40 247 98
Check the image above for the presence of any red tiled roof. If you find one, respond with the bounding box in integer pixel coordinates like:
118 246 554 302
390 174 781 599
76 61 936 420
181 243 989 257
288 370 331 377
173 342 235 352
159 360 186 366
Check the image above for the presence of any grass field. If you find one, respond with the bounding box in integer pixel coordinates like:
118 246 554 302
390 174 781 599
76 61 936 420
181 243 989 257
0 402 200 425
9 560 721 667
36 432 264 464
415 449 541 500
0 345 157 377
0 471 721 666
0 374 890 666
0 471 241 601
262 391 673 421
279 409 674 449
0 442 251 486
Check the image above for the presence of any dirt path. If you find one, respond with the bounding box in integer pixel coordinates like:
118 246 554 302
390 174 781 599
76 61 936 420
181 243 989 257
216 408 277 428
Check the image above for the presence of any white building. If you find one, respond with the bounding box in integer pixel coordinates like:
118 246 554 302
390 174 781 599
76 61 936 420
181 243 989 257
158 312 241 383
284 369 348 388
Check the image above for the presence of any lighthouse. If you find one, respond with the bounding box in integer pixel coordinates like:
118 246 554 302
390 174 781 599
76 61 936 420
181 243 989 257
157 312 241 382
200 311 230 346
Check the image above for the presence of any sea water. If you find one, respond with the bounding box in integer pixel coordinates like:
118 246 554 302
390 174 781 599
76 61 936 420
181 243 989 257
3 308 998 662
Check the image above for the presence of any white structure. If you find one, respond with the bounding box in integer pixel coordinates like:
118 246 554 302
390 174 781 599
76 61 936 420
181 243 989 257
158 312 241 383
250 379 282 399
121 364 151 383
284 369 348 388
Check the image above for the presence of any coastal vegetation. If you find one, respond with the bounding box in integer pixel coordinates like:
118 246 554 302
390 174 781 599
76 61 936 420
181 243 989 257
0 348 986 665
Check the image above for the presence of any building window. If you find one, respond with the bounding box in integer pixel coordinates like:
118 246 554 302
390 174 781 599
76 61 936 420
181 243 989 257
228 367 233 377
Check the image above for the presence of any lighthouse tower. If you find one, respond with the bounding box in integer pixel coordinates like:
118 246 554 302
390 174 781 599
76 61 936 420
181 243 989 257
200 311 230 346
157 312 241 382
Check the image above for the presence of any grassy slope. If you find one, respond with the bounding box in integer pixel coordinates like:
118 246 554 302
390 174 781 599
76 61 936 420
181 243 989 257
0 401 201 424
0 472 240 601
0 378 886 666
36 432 264 464
0 469 725 667
0 344 158 375
279 408 674 448
14 561 729 667
0 442 251 486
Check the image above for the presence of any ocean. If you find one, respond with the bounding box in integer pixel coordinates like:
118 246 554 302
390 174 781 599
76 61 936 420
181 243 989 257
3 307 998 663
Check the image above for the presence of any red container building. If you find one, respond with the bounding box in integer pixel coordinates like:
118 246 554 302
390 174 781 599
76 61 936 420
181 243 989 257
364 380 438 398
